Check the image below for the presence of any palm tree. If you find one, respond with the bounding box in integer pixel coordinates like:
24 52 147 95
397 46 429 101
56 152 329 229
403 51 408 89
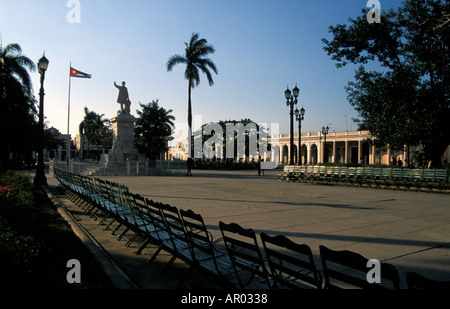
0 42 37 168
166 33 218 156
79 107 110 160
0 43 36 96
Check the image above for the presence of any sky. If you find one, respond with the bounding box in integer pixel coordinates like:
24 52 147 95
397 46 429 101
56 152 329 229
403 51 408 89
0 0 405 143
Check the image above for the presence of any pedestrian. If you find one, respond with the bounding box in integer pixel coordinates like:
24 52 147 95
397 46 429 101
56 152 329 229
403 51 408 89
186 158 193 176
258 156 264 176
391 157 397 166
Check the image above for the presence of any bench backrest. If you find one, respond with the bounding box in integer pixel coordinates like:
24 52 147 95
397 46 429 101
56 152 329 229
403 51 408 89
320 245 400 289
261 233 322 289
219 221 271 289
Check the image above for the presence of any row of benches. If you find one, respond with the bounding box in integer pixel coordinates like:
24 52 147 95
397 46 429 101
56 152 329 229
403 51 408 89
54 167 449 289
277 165 450 193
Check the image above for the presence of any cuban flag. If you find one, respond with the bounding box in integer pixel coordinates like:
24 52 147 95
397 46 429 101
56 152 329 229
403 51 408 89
70 67 92 78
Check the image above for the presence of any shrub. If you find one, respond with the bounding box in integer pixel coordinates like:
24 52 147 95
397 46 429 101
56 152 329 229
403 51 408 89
0 171 43 275
0 171 34 209
0 220 42 274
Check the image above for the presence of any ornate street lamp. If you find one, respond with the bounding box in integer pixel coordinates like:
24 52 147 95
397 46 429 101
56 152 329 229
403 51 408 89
295 106 305 165
285 84 299 165
34 52 49 187
322 125 329 164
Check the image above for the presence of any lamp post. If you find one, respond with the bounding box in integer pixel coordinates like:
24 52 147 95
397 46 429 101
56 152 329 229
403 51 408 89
322 125 329 164
295 106 305 165
285 84 299 165
33 52 49 187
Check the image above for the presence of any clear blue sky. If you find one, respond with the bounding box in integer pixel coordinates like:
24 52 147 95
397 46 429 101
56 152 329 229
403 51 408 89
0 0 404 140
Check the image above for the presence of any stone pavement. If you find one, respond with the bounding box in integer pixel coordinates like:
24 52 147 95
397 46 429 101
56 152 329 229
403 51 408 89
46 168 450 289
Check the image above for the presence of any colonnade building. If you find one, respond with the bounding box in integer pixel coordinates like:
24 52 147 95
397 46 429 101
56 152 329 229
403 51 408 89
168 129 450 167
275 130 449 166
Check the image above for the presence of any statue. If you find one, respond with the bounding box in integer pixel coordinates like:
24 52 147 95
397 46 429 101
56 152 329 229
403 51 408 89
114 81 131 114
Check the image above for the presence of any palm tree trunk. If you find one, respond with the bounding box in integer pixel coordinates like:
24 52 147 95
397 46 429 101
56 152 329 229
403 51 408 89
188 79 192 158
87 139 90 160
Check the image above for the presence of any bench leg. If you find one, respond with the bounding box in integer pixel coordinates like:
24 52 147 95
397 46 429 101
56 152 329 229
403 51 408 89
136 238 152 255
162 255 177 274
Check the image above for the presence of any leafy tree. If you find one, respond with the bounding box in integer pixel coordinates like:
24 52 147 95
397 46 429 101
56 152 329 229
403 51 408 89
0 43 38 169
134 100 175 160
194 118 269 161
79 107 112 159
166 33 218 156
322 0 449 167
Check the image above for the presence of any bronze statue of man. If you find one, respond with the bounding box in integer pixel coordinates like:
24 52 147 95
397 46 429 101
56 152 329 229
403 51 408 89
114 81 130 113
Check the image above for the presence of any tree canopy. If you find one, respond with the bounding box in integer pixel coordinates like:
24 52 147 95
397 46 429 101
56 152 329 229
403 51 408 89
194 118 269 161
0 43 38 169
134 100 175 160
79 107 112 159
322 0 449 167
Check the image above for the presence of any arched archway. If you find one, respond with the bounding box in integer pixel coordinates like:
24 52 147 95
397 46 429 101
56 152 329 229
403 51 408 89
282 145 289 164
301 145 307 165
362 142 370 165
311 144 318 165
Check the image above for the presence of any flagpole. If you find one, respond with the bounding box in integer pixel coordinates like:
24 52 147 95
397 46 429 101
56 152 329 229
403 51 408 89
67 62 72 169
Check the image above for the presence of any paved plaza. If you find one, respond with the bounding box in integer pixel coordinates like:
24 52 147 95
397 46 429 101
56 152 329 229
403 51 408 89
47 168 450 289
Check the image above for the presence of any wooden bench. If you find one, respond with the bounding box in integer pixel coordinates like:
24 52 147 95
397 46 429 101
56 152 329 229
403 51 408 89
292 165 307 182
260 233 322 289
179 209 236 288
142 198 179 266
422 169 448 193
158 202 194 279
404 169 424 191
219 221 272 289
365 167 380 188
343 167 356 186
389 168 404 189
128 193 164 255
277 165 294 181
319 245 400 289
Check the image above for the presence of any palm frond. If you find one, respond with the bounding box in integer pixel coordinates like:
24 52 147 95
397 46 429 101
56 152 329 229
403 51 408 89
188 32 200 47
187 64 200 88
166 54 187 71
198 64 214 86
3 43 22 56
1 43 36 94
198 57 218 74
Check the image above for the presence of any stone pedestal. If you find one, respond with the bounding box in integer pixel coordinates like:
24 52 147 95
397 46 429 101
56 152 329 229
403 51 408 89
107 112 139 167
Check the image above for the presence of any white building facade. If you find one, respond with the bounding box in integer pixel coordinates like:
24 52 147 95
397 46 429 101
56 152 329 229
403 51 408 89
276 130 450 167
167 129 450 167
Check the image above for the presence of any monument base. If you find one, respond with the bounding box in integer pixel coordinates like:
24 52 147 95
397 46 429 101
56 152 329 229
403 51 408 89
107 112 139 167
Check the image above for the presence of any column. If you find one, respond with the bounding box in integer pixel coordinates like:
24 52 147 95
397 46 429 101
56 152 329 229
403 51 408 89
358 140 362 165
371 144 375 165
387 146 391 165
306 144 311 165
332 141 336 164
320 142 324 164
345 140 348 164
